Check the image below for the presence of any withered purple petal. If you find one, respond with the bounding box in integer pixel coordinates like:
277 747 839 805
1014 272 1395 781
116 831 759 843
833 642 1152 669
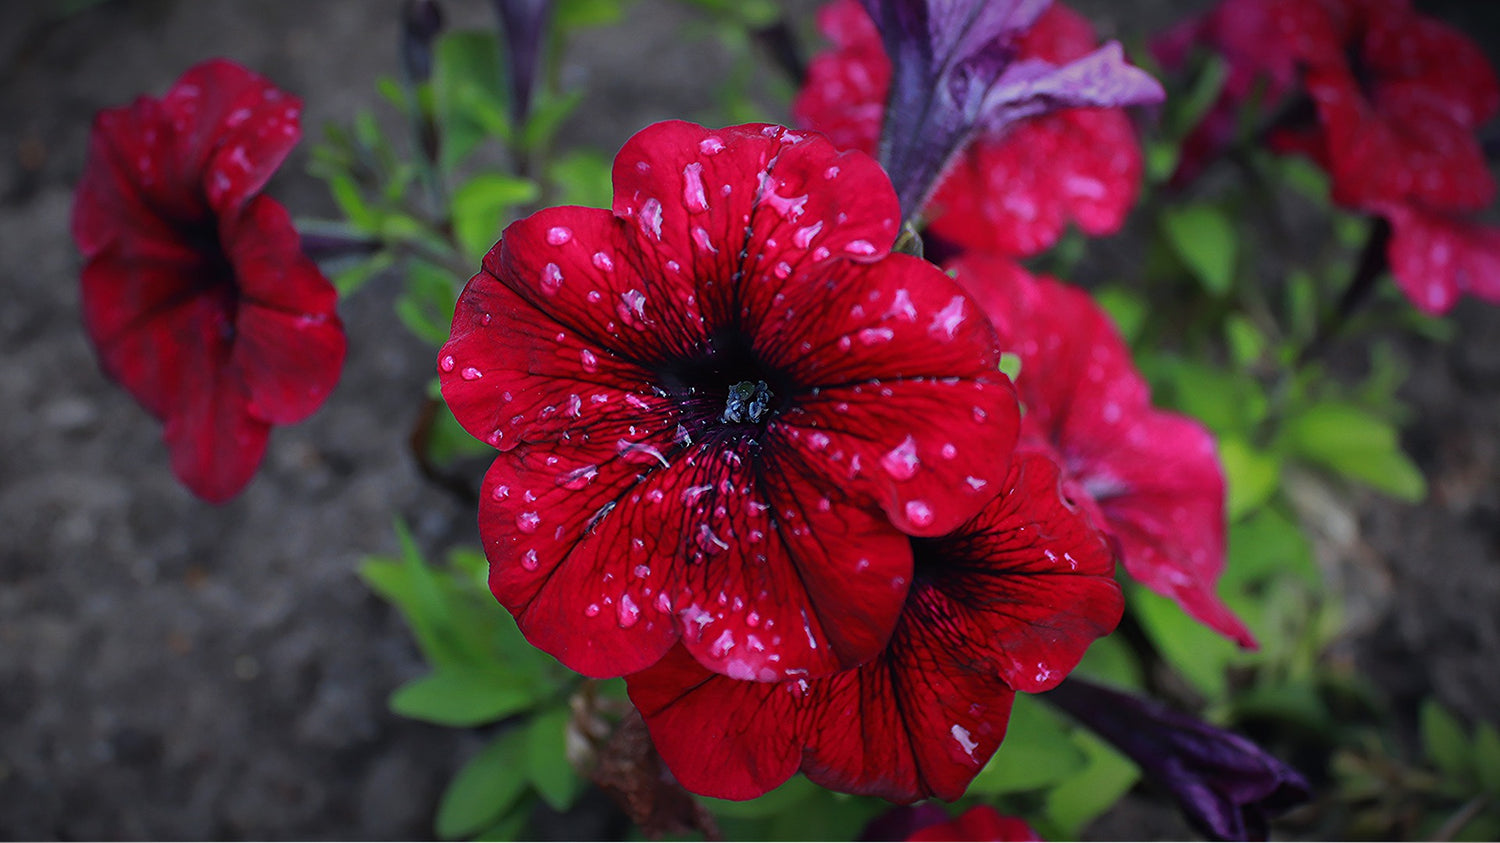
1046 678 1310 841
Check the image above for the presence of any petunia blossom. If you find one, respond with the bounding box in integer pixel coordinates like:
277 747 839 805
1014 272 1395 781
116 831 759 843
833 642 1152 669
72 58 347 504
863 804 1042 841
439 121 1019 682
815 0 1162 221
1047 678 1310 841
795 0 1149 257
949 255 1256 647
626 451 1122 803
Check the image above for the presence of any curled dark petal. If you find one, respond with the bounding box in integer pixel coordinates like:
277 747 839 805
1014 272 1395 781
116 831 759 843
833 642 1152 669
400 0 445 83
1045 678 1310 841
490 0 554 126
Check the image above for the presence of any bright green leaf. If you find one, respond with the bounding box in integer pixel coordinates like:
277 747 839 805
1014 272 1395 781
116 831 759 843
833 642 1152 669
451 174 539 261
1161 204 1237 296
555 0 627 29
434 32 509 170
702 775 817 819
436 728 529 840
389 668 540 727
1092 286 1148 345
1225 314 1266 368
525 708 583 811
1042 730 1139 838
1283 403 1427 501
969 694 1086 794
1219 436 1282 522
547 150 614 209
1131 585 1244 700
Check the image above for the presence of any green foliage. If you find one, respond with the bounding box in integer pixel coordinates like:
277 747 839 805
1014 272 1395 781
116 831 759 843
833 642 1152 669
437 729 531 840
970 695 1087 795
433 32 510 171
1161 204 1238 296
451 174 539 262
1281 402 1427 501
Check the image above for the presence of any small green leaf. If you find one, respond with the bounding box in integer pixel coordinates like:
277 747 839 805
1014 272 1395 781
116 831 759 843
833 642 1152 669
327 173 378 232
1042 730 1139 838
1219 435 1282 522
969 694 1086 794
436 729 529 840
1161 205 1237 296
1283 403 1427 501
998 352 1023 383
1421 700 1475 785
546 150 614 209
451 174 539 262
1092 286 1148 346
434 31 509 170
519 88 585 152
525 708 583 811
390 668 540 727
1131 585 1244 700
1225 314 1266 368
1475 721 1500 795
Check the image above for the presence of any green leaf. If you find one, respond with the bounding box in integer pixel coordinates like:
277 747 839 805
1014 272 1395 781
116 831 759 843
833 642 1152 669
1282 403 1427 501
1092 286 1148 346
1157 359 1267 436
1161 204 1237 296
436 728 529 840
451 174 539 262
327 173 378 232
555 0 627 29
389 668 541 727
1131 585 1244 700
331 251 395 297
997 352 1023 383
471 803 533 842
546 150 614 209
1170 54 1229 139
1219 435 1282 522
434 31 509 171
1042 730 1139 838
395 258 462 346
969 694 1086 794
525 708 583 811
519 88 585 153
1224 507 1319 590
1072 633 1144 690
1225 314 1266 368
1475 721 1500 795
702 775 817 819
1421 699 1475 785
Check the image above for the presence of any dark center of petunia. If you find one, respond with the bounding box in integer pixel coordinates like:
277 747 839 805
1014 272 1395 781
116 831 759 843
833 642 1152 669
721 380 773 424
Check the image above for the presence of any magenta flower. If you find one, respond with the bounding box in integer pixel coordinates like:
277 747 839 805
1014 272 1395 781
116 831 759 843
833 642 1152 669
72 59 347 504
950 255 1255 647
797 0 1148 257
864 804 1041 841
626 451 1122 802
439 121 1019 682
838 0 1163 219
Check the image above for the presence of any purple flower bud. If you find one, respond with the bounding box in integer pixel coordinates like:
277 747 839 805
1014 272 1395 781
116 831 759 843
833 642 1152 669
858 0 1165 219
491 0 554 126
400 0 445 84
1045 678 1310 841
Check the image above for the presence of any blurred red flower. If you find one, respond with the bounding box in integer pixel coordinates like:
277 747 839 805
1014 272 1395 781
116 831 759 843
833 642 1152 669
439 120 1019 682
794 0 1146 257
72 59 346 503
907 806 1042 842
626 451 1121 802
951 255 1256 648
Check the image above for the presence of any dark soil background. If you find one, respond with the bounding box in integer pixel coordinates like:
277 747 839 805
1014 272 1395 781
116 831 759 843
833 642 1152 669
1 0 1497 839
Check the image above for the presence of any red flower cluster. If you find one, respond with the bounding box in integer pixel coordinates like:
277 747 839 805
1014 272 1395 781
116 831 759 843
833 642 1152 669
794 0 1145 258
73 59 346 503
1161 0 1500 314
439 120 1123 801
950 256 1255 648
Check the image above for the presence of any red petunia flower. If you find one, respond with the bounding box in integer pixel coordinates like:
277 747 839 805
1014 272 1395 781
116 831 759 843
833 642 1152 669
72 59 347 504
907 806 1043 842
794 0 1147 258
949 256 1256 648
1380 203 1500 314
626 451 1122 803
439 121 1019 682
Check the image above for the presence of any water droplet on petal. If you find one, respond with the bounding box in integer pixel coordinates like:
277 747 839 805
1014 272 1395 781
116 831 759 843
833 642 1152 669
699 136 725 154
682 162 709 213
882 435 920 480
617 594 641 628
521 548 540 570
846 239 877 256
902 499 936 529
546 226 572 245
557 464 598 489
439 355 455 372
585 603 601 618
592 251 615 272
580 349 598 372
540 262 564 295
516 511 542 533
460 367 483 381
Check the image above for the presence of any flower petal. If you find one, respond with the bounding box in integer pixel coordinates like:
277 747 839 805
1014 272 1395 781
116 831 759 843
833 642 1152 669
952 255 1255 647
629 451 1120 803
1383 203 1500 315
225 196 346 424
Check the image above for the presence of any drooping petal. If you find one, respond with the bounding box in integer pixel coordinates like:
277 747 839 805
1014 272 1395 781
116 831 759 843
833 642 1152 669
951 255 1255 648
629 451 1120 802
1046 678 1310 841
1382 202 1500 315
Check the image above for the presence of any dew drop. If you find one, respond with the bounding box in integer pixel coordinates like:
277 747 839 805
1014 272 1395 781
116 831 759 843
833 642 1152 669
585 603 601 618
592 251 615 272
682 162 709 213
521 548 540 571
904 499 935 528
941 443 957 459
439 355 455 372
492 484 510 500
580 349 598 372
460 367 483 381
881 435 920 480
516 511 542 533
793 220 824 249
846 239 877 256
774 261 793 279
617 289 648 328
556 464 598 489
617 594 641 628
540 262 564 295
546 226 572 245
699 136 725 154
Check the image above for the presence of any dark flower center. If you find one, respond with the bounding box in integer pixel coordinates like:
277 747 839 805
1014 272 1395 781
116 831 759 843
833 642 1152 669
721 380 773 424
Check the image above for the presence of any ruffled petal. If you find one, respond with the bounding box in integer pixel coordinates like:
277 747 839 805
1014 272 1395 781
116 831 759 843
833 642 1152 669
951 255 1254 647
1383 203 1500 315
629 451 1120 803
